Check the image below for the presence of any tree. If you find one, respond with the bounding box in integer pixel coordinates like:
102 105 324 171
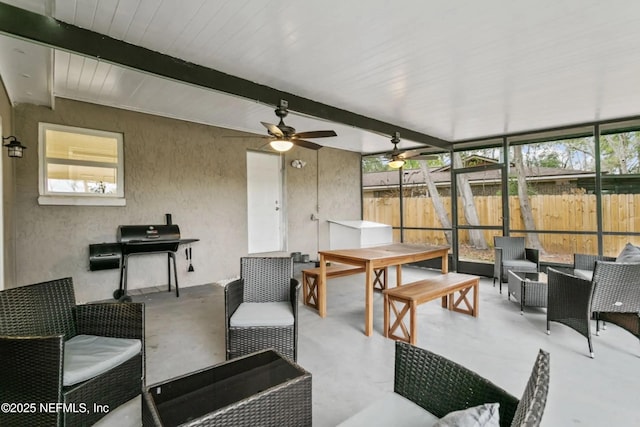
601 132 640 174
512 145 545 253
417 161 452 244
453 153 487 250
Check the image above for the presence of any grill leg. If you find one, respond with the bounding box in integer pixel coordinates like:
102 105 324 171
167 253 172 293
114 255 131 302
169 251 179 297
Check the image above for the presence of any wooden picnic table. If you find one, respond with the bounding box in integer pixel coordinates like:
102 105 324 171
318 243 450 336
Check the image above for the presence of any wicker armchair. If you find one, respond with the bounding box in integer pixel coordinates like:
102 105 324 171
591 261 640 345
494 237 540 294
546 267 595 357
0 277 144 426
340 342 549 427
547 262 640 357
225 257 300 361
573 253 616 280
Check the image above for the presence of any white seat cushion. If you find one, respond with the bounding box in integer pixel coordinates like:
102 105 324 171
503 260 537 271
63 334 142 386
574 269 593 281
230 302 294 327
337 392 439 426
433 403 500 427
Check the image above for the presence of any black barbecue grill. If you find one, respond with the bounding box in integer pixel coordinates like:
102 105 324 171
90 222 198 302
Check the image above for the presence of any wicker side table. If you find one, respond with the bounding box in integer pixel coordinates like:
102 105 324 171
508 271 548 314
142 349 312 426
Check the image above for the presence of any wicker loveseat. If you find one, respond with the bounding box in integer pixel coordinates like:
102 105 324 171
0 277 144 426
339 342 550 427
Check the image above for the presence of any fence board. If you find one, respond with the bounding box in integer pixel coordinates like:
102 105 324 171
363 194 636 255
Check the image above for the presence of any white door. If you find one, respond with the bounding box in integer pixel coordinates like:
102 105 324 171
247 151 285 253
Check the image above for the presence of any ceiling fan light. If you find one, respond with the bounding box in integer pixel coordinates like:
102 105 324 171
270 139 294 152
388 158 405 169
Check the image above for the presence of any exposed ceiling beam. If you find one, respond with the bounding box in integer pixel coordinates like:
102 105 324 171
0 2 451 150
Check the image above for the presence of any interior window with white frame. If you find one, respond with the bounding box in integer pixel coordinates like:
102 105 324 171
38 123 125 206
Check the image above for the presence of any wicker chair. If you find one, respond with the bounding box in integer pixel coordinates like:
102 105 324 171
546 267 595 357
547 262 640 357
0 277 144 426
591 261 640 345
340 342 550 427
494 237 540 294
224 257 300 361
572 253 616 281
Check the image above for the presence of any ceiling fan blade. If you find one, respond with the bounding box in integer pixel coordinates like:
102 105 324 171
399 148 438 160
292 139 323 150
294 130 337 139
261 121 284 137
411 154 439 161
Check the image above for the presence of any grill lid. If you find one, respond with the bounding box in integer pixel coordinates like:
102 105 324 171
117 224 181 243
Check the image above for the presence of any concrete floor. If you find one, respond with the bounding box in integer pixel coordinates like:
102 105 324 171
96 267 640 426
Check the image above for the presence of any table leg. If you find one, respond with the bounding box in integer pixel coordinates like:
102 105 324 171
410 301 417 345
383 292 389 337
365 262 373 336
473 280 479 317
396 264 402 286
319 254 327 318
441 251 449 273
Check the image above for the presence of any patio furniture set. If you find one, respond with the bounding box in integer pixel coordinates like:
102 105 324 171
495 237 640 358
22 238 640 425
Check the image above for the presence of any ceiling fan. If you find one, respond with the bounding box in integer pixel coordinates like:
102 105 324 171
261 100 337 151
386 132 438 169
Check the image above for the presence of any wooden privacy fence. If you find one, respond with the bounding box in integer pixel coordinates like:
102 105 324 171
363 194 640 256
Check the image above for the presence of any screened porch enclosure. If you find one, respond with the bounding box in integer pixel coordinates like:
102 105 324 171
362 120 640 271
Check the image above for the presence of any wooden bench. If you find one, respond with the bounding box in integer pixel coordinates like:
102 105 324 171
383 272 479 345
302 264 387 312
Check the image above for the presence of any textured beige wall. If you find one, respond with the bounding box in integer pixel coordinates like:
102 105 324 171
0 79 15 289
12 98 361 301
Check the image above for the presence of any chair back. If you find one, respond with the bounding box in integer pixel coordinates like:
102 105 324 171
495 237 526 260
591 261 640 313
394 342 520 427
510 349 550 427
0 277 77 339
240 257 293 302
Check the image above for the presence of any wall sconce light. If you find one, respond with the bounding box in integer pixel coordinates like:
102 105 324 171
3 136 26 158
291 159 306 169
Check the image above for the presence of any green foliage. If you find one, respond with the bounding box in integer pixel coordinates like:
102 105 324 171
361 155 447 172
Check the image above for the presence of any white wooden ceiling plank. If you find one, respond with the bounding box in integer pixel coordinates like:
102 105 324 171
63 53 87 92
121 0 163 45
90 0 120 35
87 60 111 94
139 0 209 57
98 64 123 99
53 0 78 23
68 0 99 29
105 0 141 40
76 56 99 93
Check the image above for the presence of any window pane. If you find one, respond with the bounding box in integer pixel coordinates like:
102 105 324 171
45 129 118 163
47 164 118 194
511 232 596 264
508 137 596 232
600 129 640 233
602 235 640 258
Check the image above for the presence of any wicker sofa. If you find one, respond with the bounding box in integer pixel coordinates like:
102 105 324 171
339 342 550 427
0 277 144 426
